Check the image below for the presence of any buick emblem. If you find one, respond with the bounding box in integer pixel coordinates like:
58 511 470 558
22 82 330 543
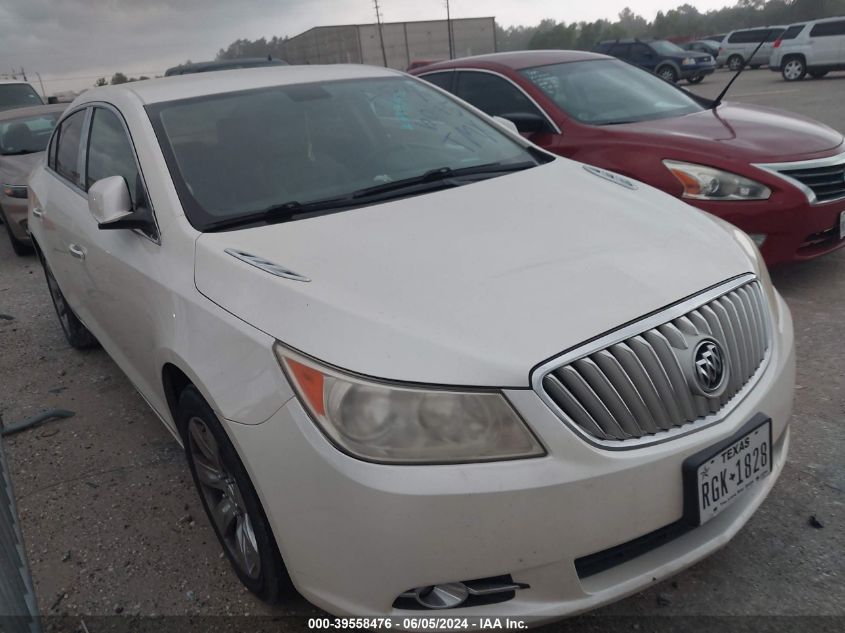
693 339 727 396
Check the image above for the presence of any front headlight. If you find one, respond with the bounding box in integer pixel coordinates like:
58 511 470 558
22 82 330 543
275 345 545 464
682 57 697 65
663 160 771 200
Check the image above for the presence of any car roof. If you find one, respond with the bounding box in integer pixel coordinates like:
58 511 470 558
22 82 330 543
806 15 845 23
164 58 288 76
0 80 35 86
0 103 66 120
725 25 786 33
414 50 611 73
73 64 404 107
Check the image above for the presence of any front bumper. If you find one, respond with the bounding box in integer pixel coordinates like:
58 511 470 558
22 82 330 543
225 294 795 620
0 195 29 242
693 191 845 266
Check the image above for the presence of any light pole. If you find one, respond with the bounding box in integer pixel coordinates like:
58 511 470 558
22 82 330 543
373 0 388 67
445 0 454 59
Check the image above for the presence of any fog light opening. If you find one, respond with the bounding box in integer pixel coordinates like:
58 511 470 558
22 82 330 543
414 583 469 609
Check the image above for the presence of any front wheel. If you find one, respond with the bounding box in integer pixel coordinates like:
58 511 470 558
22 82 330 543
178 386 291 603
40 254 98 349
727 55 744 71
657 65 678 83
687 74 705 84
782 57 806 81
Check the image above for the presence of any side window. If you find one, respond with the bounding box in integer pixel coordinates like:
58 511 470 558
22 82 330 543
54 110 86 185
455 72 542 119
86 108 146 208
609 44 632 58
781 25 806 40
419 72 454 93
810 20 845 37
631 43 655 60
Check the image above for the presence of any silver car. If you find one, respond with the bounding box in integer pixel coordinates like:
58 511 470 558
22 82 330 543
0 104 65 255
717 26 785 70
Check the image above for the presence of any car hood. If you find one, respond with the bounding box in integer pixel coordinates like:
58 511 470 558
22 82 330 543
194 160 753 387
617 102 844 162
0 152 43 185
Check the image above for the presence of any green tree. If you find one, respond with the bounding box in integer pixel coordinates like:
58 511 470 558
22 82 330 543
93 77 107 87
110 72 128 85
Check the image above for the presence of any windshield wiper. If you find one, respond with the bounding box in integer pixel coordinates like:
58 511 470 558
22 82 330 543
202 161 538 232
352 161 537 199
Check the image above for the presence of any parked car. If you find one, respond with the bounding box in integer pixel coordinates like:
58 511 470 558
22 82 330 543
0 104 65 254
164 58 287 76
0 81 44 112
717 26 785 70
769 16 845 81
682 39 720 58
595 38 716 84
413 51 845 266
28 65 794 620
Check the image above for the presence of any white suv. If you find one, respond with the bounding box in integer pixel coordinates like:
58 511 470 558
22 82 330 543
27 66 794 621
717 26 785 70
770 16 845 81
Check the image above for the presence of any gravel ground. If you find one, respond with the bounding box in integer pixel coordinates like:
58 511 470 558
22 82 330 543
0 69 843 630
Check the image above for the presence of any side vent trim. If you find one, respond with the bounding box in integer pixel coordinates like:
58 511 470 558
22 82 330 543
224 249 311 282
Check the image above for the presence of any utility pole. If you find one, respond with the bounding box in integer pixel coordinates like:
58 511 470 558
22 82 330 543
373 0 388 67
445 0 454 59
35 72 46 99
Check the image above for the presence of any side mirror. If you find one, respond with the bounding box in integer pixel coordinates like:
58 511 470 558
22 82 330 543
88 176 153 231
492 115 519 135
501 112 550 135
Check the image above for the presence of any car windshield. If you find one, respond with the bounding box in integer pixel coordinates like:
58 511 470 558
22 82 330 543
650 40 686 55
0 112 60 155
0 84 44 111
520 59 704 126
148 76 539 230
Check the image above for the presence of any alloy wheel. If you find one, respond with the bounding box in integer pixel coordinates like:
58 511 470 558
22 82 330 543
658 67 676 82
783 60 804 81
187 416 261 579
728 56 743 71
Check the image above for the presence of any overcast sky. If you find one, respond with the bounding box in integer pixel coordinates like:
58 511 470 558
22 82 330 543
0 0 731 94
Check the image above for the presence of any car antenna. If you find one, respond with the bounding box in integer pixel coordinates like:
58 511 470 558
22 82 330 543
712 29 773 109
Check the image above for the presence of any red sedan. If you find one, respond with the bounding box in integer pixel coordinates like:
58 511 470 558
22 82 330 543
411 51 845 266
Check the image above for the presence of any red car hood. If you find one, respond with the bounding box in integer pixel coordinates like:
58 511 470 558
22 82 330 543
618 102 844 162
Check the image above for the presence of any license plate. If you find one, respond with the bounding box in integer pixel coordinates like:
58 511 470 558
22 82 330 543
839 210 844 240
683 416 772 526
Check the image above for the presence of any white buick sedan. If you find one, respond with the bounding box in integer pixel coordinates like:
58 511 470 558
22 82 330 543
28 65 794 621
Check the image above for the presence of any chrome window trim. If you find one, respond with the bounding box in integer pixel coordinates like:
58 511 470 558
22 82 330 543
531 273 773 450
46 105 90 194
753 150 845 205
420 67 562 134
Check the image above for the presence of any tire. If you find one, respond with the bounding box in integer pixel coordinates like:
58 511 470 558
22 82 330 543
687 74 705 84
657 65 678 83
809 70 828 78
39 253 99 349
178 386 291 603
727 55 744 71
781 56 806 81
0 208 33 256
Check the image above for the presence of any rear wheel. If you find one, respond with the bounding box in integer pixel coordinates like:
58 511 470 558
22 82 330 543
782 57 806 81
727 55 744 71
657 65 678 83
809 70 828 79
0 208 32 256
40 254 98 349
178 386 290 603
687 74 705 84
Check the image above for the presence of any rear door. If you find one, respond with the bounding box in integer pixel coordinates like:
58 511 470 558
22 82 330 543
808 19 845 65
33 107 92 320
629 43 659 71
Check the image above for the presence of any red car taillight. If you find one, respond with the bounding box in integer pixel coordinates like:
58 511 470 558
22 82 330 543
773 38 782 48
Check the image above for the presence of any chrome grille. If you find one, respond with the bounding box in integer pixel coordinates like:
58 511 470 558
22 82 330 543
537 278 770 445
756 152 845 204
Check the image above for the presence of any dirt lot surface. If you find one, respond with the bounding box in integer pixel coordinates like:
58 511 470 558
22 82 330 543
0 69 843 631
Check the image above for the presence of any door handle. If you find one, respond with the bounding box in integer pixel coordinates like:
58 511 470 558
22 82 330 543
31 206 43 218
68 243 86 260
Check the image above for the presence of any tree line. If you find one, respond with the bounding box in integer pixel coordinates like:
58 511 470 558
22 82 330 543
215 0 845 62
